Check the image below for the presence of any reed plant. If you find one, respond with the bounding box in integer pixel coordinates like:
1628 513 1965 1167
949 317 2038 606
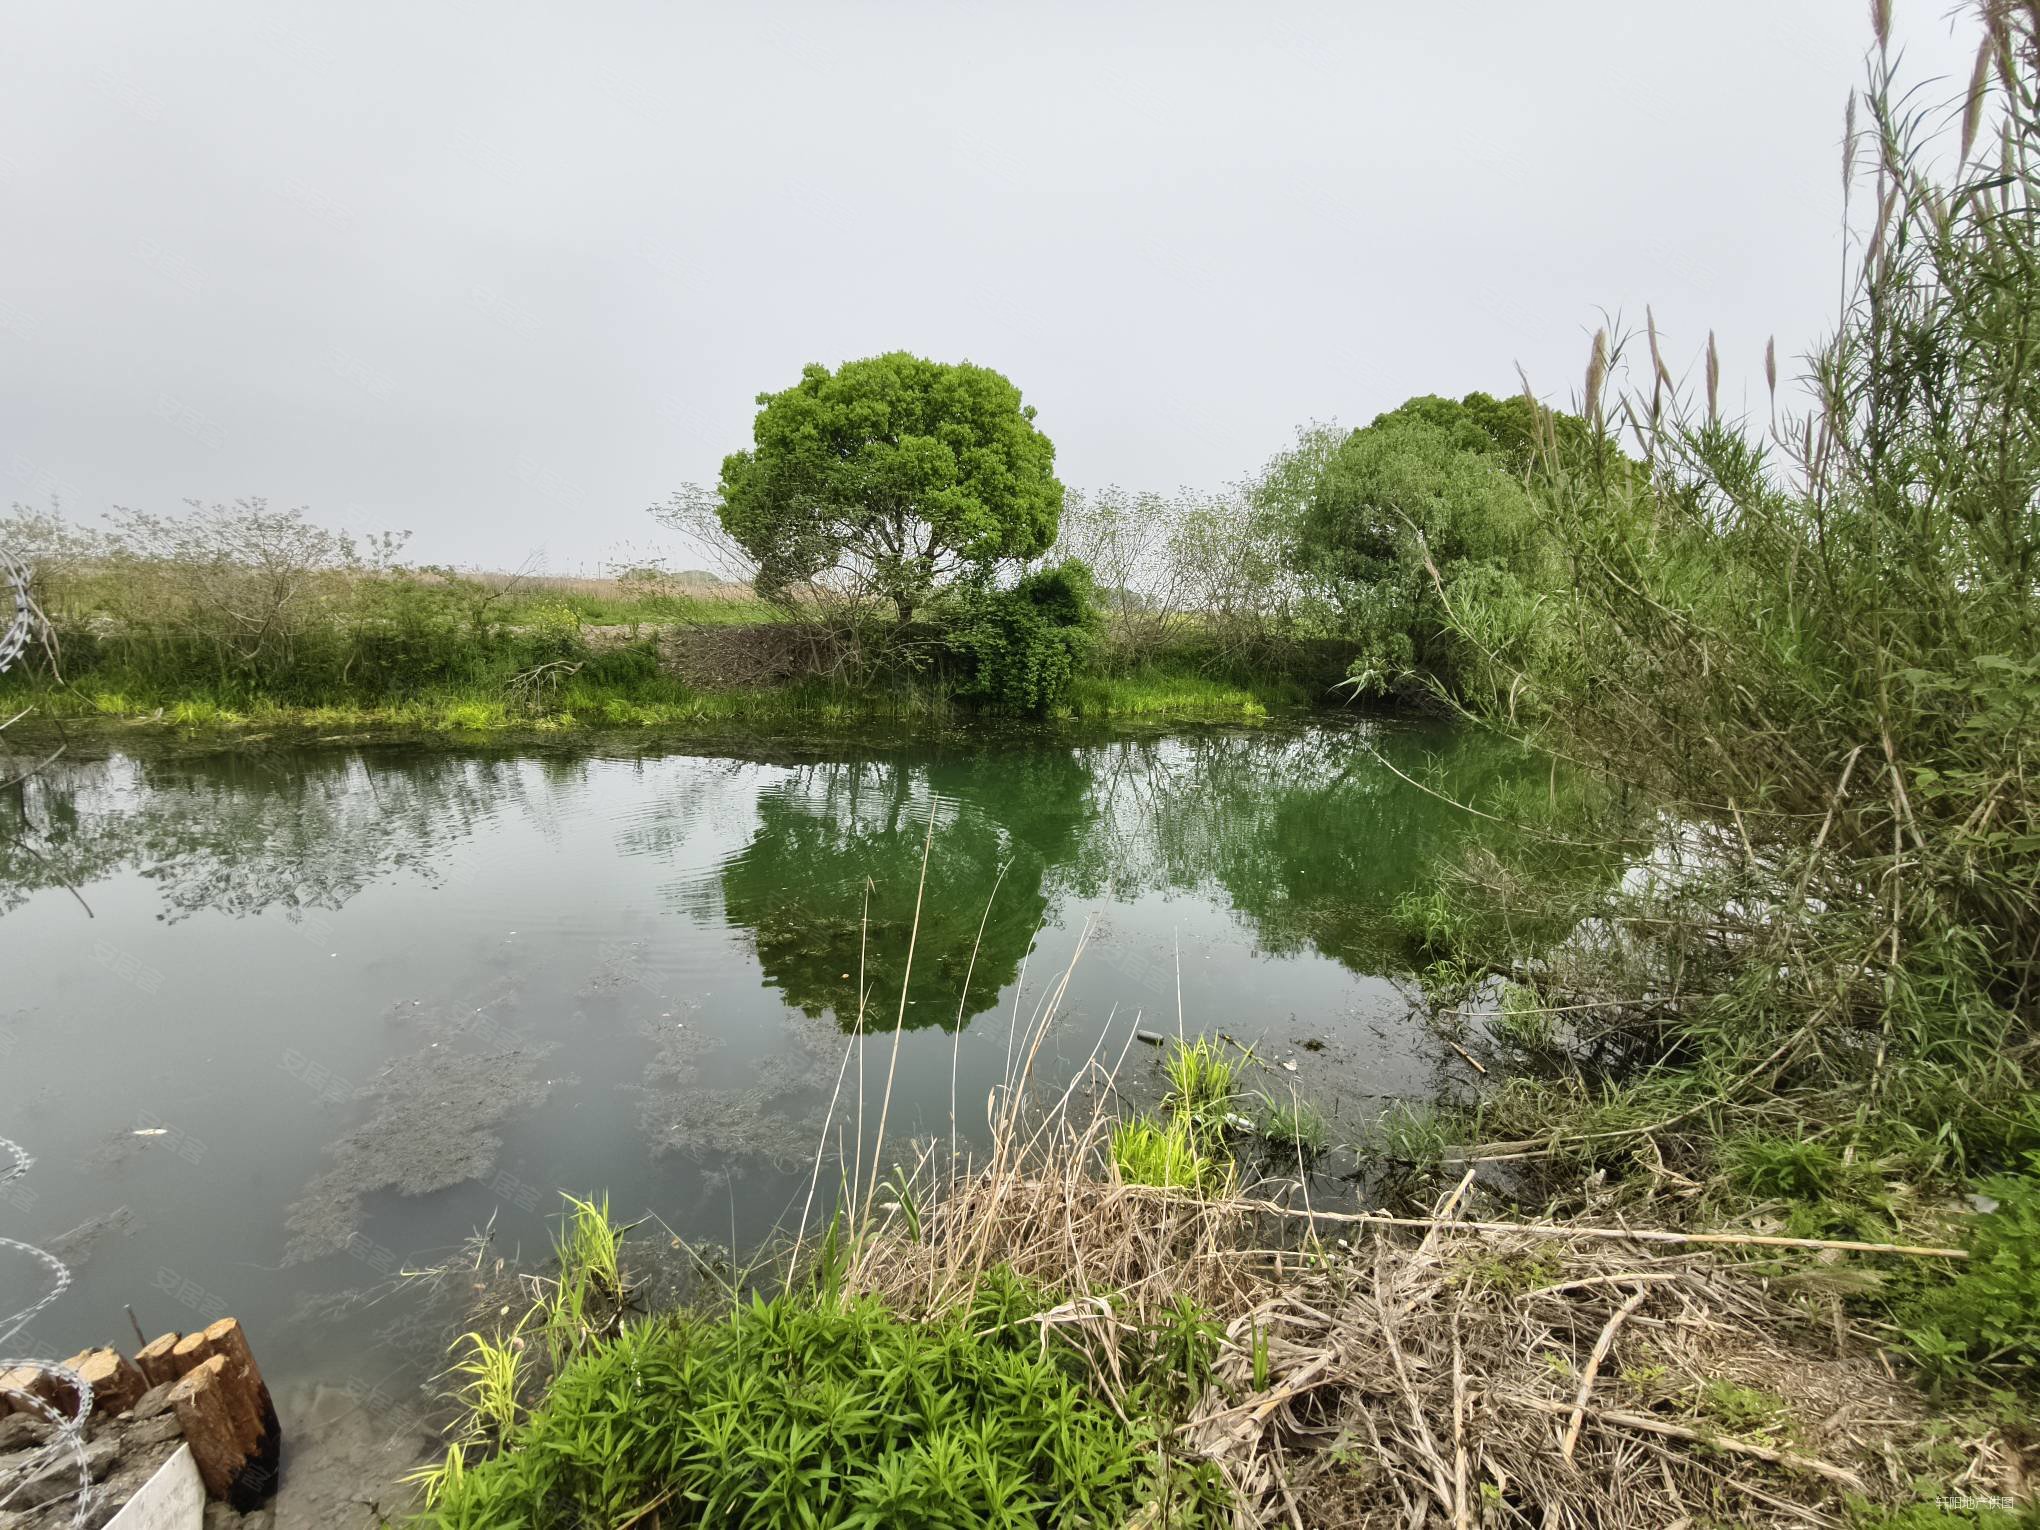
1397 1 2040 1402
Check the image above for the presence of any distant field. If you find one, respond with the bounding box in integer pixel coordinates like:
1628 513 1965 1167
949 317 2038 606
446 569 776 627
460 569 749 599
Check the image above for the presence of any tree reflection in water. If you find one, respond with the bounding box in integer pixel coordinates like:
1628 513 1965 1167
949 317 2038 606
0 725 1610 1029
0 748 525 920
697 721 1604 1032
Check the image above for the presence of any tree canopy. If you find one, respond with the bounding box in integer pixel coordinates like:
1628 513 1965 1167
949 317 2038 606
716 352 1064 621
1297 392 1563 699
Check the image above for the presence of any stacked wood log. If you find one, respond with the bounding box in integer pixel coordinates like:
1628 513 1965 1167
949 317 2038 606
0 1317 282 1510
133 1331 184 1389
160 1318 282 1507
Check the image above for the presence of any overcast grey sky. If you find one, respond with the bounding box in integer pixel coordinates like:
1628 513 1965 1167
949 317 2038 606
2 2 1979 571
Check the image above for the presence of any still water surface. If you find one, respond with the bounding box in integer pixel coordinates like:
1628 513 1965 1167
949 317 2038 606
2 719 1534 1404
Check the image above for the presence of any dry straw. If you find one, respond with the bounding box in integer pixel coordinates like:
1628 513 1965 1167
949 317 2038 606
803 912 1995 1526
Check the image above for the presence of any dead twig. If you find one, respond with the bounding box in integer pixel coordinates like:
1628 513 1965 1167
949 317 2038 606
1561 1285 1651 1462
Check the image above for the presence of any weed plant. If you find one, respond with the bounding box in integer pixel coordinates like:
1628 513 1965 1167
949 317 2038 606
1161 1037 1239 1130
409 1281 1227 1528
1111 1113 1225 1193
1258 1098 1329 1161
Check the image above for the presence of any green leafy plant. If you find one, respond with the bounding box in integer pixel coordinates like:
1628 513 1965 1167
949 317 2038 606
1161 1036 1240 1130
408 1290 1227 1528
1902 1157 2040 1390
1259 1097 1328 1161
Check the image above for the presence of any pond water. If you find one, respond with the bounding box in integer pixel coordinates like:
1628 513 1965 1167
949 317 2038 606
1 718 1544 1417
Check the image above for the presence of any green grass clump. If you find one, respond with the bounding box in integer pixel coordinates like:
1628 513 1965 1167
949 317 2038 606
1258 1098 1328 1161
1065 666 1290 720
1161 1037 1239 1129
1390 886 1464 959
1111 1114 1227 1194
408 1288 1227 1529
1723 1134 1849 1201
557 1192 625 1296
166 698 243 727
1488 981 1557 1050
446 1330 527 1446
1365 1100 1456 1165
532 1192 634 1367
437 698 508 731
1843 1498 2029 1529
1692 1378 1794 1438
1717 1133 1900 1240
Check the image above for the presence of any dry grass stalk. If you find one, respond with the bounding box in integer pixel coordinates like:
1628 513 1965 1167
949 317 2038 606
851 1110 1994 1525
1176 1224 1977 1527
813 932 2009 1524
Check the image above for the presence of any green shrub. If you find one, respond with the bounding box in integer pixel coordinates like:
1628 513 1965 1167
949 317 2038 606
1288 396 1590 703
950 561 1100 714
522 598 583 659
1903 1157 2040 1390
410 1290 1226 1528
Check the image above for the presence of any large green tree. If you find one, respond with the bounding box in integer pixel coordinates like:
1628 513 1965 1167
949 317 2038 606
1297 392 1574 701
717 353 1064 622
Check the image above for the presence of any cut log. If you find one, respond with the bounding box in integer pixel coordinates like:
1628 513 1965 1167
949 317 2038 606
197 1319 265 1394
170 1329 217 1376
134 1332 185 1388
46 1350 97 1419
202 1317 281 1506
74 1347 148 1416
0 1363 56 1414
168 1357 240 1499
161 1323 282 1507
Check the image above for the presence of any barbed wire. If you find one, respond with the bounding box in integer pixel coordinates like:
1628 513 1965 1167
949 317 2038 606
0 556 94 1528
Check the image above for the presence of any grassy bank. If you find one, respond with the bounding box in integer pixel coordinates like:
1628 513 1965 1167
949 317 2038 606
400 1004 2026 1527
0 651 1309 744
0 498 1347 741
0 527 1334 741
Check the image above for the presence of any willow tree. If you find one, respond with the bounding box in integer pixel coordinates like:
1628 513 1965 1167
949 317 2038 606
715 353 1064 622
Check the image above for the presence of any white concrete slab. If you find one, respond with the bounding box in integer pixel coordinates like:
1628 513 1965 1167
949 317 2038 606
105 1442 203 1529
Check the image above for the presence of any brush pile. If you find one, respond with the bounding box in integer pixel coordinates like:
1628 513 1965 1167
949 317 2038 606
848 1104 2013 1527
1182 1220 1996 1528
